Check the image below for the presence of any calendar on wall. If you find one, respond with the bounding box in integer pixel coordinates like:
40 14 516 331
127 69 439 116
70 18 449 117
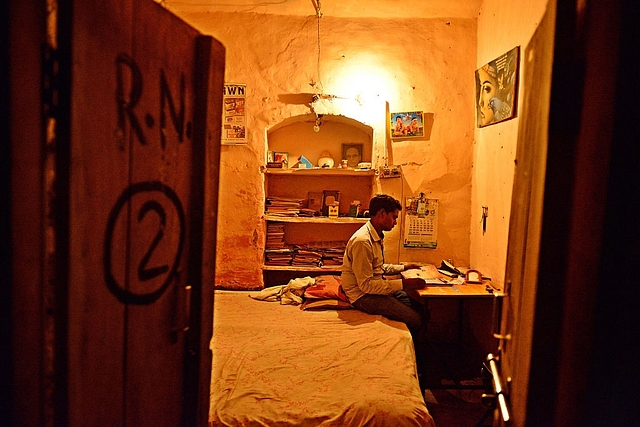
403 195 438 249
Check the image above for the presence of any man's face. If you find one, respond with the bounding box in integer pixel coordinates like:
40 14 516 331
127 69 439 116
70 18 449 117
346 147 361 168
380 209 399 232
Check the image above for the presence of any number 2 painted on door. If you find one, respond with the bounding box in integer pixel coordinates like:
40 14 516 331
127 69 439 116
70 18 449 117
137 200 170 282
104 181 185 305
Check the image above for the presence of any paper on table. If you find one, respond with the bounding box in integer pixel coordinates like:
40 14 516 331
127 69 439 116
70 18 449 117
402 264 449 285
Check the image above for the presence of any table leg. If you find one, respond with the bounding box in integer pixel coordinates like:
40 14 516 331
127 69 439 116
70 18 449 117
421 297 485 390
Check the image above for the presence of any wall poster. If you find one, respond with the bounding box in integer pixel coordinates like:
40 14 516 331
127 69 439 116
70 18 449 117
475 46 520 127
390 111 425 139
403 195 438 249
222 83 247 144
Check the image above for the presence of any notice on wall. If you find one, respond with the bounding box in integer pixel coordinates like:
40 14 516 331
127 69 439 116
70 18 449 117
403 195 438 249
222 83 247 144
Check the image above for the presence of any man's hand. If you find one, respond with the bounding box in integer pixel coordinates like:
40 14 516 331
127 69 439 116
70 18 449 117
402 263 423 271
402 277 426 305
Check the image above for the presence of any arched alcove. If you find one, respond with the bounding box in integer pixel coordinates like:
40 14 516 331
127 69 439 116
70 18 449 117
267 113 374 168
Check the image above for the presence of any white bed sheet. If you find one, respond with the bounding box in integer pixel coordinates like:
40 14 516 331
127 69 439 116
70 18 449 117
209 290 435 427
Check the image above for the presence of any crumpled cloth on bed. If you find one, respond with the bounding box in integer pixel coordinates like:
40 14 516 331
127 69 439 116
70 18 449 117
248 276 314 305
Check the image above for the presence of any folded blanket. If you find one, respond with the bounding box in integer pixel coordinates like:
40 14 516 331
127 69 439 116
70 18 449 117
248 276 315 305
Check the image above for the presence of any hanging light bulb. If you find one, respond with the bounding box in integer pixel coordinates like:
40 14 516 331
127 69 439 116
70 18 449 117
313 114 323 132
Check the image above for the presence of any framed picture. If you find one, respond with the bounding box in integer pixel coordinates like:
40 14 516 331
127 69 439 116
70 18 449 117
274 151 289 167
475 46 520 127
341 143 363 168
390 111 424 139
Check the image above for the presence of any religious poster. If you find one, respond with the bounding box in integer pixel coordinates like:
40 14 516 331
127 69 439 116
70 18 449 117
222 83 247 144
390 111 424 139
403 195 438 249
475 46 520 127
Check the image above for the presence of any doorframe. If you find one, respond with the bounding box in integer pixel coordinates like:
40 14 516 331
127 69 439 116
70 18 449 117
525 0 640 425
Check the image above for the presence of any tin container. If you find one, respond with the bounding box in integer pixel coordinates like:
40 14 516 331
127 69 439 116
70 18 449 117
349 200 361 217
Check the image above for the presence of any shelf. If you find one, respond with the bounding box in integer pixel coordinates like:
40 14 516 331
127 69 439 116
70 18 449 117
263 168 376 177
263 116 374 287
264 214 368 224
262 265 342 272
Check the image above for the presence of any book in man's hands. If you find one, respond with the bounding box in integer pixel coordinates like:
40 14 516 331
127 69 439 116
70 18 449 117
401 264 449 285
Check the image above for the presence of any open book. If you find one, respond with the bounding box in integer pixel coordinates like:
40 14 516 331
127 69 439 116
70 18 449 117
401 264 450 285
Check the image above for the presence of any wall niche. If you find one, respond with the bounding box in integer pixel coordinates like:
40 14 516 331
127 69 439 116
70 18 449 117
266 113 374 168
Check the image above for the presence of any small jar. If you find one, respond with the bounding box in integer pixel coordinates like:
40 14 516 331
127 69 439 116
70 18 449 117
318 151 334 168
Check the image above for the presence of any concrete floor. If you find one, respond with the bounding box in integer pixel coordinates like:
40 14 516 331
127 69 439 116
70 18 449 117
426 388 493 427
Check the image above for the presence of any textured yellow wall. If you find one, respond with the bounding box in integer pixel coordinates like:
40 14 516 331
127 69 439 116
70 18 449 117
174 11 479 288
472 0 550 285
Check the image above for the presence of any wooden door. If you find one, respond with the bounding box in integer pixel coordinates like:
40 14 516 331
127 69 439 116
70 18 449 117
68 1 224 425
496 4 556 426
497 1 635 425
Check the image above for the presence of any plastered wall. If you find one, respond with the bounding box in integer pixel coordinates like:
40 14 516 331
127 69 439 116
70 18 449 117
170 1 551 289
471 0 550 285
174 11 478 288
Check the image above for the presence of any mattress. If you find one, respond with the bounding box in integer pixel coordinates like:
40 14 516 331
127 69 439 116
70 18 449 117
209 290 435 427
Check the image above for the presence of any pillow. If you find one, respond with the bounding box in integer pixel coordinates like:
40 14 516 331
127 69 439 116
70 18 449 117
303 275 349 302
301 298 352 311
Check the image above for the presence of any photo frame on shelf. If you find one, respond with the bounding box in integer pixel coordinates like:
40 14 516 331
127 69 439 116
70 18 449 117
341 143 363 168
475 46 520 127
274 152 289 168
390 111 424 139
322 190 341 217
266 150 282 168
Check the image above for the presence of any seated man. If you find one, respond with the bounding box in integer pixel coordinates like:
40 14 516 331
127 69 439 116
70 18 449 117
341 193 428 344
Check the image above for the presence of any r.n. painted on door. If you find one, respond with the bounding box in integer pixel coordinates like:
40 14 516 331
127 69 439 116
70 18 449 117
68 1 224 425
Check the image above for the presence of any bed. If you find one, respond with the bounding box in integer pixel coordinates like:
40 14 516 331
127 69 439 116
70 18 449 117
209 284 435 426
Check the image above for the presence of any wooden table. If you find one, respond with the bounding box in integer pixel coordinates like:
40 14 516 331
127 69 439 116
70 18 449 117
402 264 499 298
417 280 496 362
417 282 496 298
405 272 500 390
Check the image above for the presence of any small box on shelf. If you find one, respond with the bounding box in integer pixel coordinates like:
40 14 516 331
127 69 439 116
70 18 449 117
308 191 323 215
322 190 340 216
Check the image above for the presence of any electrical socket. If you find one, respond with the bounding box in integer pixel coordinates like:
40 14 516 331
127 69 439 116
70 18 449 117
379 165 401 178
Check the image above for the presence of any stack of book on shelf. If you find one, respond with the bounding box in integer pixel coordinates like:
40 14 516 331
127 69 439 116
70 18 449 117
292 241 346 267
321 246 345 266
298 208 317 217
265 197 304 216
266 223 285 248
264 248 294 266
291 246 323 267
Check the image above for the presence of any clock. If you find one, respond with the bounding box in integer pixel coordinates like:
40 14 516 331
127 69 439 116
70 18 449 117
465 269 483 284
